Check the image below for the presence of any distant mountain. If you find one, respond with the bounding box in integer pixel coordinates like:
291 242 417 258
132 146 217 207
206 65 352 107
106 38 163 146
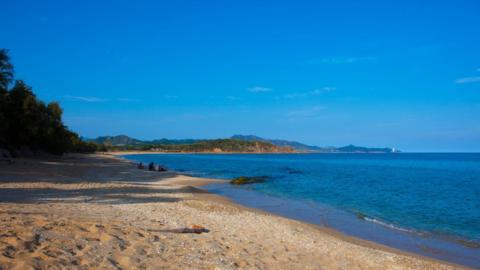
151 139 294 153
231 135 397 153
90 135 145 146
86 135 398 153
149 138 200 145
231 135 334 152
84 136 293 153
336 144 397 153
87 136 200 146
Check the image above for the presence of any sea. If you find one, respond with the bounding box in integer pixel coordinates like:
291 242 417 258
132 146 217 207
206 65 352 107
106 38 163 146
122 153 480 268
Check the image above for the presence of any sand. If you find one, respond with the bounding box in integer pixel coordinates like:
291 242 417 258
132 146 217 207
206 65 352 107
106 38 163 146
0 154 468 270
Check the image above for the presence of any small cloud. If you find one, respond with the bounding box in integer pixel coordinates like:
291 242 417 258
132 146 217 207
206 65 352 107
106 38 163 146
455 76 480 84
283 93 307 99
117 98 140 102
283 87 335 99
226 96 241 100
286 105 325 119
247 86 272 93
311 87 335 95
65 95 107 102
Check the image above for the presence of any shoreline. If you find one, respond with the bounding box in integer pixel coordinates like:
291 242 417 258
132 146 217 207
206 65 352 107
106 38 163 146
202 182 479 269
114 154 476 268
0 153 470 269
117 152 479 269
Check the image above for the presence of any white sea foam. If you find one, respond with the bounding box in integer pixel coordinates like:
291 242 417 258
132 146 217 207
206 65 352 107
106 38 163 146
363 217 416 234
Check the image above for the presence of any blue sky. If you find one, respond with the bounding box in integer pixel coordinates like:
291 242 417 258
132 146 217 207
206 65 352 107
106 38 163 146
2 0 480 151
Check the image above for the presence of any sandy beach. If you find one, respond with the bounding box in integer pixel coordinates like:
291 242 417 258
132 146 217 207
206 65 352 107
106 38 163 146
0 154 467 269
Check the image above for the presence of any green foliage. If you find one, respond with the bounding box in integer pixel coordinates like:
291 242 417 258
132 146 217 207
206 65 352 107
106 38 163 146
0 49 14 145
0 49 98 155
95 138 292 153
140 139 291 153
0 49 13 92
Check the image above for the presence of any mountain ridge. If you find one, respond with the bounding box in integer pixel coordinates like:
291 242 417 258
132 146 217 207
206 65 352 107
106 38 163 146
86 135 398 153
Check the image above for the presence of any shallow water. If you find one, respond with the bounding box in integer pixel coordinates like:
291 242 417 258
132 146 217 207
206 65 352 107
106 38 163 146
123 153 480 267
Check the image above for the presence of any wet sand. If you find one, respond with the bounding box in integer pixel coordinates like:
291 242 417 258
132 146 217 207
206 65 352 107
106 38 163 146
0 154 468 269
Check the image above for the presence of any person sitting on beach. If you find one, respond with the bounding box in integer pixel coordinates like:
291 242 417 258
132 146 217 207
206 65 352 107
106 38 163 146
148 162 155 171
158 166 167 172
137 162 145 169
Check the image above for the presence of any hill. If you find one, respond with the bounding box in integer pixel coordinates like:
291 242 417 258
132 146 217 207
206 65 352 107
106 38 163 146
90 135 200 146
231 135 333 152
86 136 293 153
231 135 397 153
336 144 397 153
90 135 145 146
86 135 398 153
148 139 294 153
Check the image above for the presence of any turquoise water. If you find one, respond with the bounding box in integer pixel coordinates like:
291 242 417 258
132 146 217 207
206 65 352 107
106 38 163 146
124 153 480 245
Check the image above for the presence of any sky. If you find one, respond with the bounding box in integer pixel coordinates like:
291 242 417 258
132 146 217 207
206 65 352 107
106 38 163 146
1 0 480 152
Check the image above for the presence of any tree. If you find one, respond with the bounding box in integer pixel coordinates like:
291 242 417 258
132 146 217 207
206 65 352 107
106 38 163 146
0 49 13 92
0 49 98 155
0 49 13 145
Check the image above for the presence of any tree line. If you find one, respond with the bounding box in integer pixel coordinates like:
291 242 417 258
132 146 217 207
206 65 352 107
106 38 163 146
0 49 98 155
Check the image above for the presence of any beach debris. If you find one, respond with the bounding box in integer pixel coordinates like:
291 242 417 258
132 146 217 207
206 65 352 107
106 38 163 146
137 162 145 169
2 245 16 258
160 225 210 234
230 176 269 185
24 232 46 252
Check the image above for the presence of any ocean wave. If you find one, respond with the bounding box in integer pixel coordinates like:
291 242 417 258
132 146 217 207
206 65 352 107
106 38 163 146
356 213 417 234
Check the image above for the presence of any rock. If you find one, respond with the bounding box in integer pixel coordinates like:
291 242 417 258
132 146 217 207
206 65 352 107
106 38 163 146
2 245 16 258
230 176 269 185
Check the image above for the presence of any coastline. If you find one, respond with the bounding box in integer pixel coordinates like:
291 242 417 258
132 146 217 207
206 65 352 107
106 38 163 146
105 150 398 155
106 150 301 155
0 153 469 269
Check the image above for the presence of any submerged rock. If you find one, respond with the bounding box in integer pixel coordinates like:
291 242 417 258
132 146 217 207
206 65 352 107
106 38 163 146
230 176 269 185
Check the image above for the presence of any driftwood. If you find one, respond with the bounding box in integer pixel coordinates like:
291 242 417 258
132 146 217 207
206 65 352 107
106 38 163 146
152 225 209 234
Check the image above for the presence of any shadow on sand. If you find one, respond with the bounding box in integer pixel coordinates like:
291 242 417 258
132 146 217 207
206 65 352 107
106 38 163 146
0 154 204 205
